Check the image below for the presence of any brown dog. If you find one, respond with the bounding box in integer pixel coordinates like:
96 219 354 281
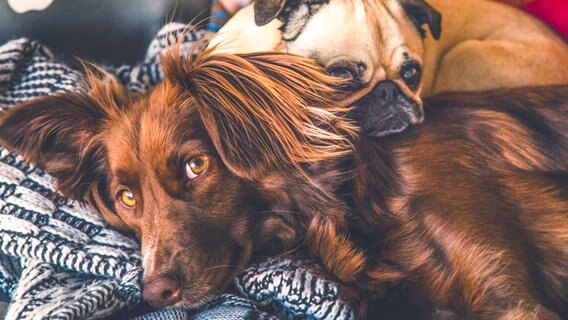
0 50 357 309
2 49 568 319
345 85 568 319
210 0 568 137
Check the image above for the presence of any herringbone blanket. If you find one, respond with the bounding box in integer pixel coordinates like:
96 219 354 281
0 24 356 320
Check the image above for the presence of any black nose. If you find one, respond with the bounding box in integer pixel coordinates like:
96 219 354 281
351 81 423 137
373 81 399 104
142 273 182 308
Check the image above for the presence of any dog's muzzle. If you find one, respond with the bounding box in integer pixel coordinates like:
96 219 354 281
350 81 424 137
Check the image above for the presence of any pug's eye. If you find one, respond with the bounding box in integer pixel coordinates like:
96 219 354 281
400 62 422 90
119 189 136 208
186 155 209 180
326 62 366 91
328 66 357 81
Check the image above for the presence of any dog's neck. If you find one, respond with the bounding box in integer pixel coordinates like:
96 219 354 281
349 137 400 227
253 141 403 284
251 160 347 240
308 134 413 281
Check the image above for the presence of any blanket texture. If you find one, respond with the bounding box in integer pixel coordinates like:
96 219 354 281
0 24 356 320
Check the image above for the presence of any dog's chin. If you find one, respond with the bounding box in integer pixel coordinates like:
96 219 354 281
175 261 248 309
174 291 218 310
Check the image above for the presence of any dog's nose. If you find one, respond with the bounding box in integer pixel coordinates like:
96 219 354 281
351 80 423 137
142 274 182 307
373 81 399 103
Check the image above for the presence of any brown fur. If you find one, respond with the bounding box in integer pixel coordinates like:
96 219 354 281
0 50 357 308
2 48 568 319
342 86 568 319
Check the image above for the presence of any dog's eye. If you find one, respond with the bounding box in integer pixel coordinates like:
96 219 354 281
326 62 366 91
400 62 422 90
328 66 357 81
119 189 136 208
186 155 209 180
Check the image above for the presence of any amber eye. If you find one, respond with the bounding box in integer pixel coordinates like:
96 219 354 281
186 155 209 180
119 189 136 208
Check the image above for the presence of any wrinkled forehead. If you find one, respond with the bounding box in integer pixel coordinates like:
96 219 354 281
287 0 422 63
286 0 374 59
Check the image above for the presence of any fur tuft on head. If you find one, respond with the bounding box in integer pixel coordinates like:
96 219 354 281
161 47 357 179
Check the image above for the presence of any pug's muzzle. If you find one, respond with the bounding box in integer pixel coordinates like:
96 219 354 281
351 81 424 137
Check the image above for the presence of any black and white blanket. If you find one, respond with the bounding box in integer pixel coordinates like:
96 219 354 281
0 24 356 320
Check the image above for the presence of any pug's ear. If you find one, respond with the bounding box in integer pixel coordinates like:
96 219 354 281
254 0 287 26
400 0 442 40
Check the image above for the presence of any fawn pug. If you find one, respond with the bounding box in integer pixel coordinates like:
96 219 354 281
2 49 568 319
210 0 568 137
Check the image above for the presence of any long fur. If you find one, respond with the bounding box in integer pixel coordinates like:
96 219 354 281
2 46 568 319
342 86 568 319
0 48 361 309
161 47 356 180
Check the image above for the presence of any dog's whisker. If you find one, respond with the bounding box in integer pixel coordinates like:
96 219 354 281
171 240 207 260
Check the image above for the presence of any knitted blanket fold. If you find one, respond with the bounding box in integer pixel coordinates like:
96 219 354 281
0 24 356 320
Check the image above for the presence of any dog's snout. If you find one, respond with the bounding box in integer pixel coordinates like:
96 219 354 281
352 81 423 137
142 274 182 307
374 81 400 103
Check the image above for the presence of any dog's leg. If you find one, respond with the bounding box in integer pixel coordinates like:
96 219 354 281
430 39 568 94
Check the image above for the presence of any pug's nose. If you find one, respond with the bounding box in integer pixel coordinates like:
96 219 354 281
142 274 181 307
374 81 399 103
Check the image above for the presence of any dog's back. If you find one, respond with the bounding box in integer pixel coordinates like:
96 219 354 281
428 1 568 93
352 85 568 318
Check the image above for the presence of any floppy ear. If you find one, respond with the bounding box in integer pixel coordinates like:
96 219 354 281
162 49 356 180
254 0 287 26
400 0 442 40
0 71 125 201
255 215 298 255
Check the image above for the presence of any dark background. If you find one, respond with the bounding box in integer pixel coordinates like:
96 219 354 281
0 0 210 64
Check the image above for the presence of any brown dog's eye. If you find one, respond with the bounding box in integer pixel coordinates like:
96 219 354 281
186 155 209 180
119 189 136 208
400 62 422 90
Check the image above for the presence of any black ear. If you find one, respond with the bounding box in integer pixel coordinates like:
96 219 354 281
0 74 124 200
254 0 287 26
400 0 442 40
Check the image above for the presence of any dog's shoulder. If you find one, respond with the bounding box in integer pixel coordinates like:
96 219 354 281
413 86 568 173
